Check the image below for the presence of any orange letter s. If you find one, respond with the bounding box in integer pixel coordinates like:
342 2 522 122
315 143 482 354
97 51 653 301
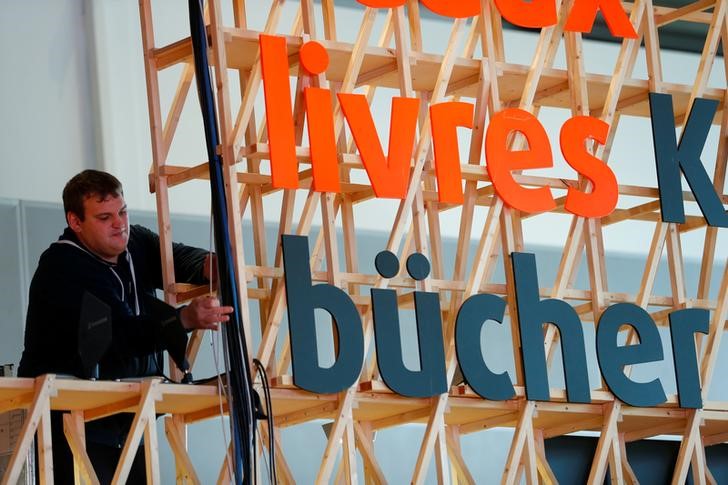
561 117 618 218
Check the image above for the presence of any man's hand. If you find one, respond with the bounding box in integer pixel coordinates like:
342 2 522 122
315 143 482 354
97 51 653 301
179 296 233 331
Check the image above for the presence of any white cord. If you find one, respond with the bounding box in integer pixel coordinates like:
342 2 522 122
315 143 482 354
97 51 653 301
209 207 236 482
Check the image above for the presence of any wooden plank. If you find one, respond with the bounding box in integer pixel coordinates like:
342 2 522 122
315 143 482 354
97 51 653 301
342 417 359 485
502 401 536 485
37 394 53 485
460 412 520 435
64 412 100 485
276 401 338 427
1 375 55 485
656 0 717 26
700 262 728 396
208 0 255 364
354 422 386 485
666 222 688 307
138 0 179 319
534 429 557 485
624 421 685 442
164 417 201 484
111 379 160 484
0 392 33 414
231 0 286 149
151 29 728 117
143 399 161 485
697 89 728 300
703 431 728 447
161 62 195 163
315 390 355 483
445 426 476 484
619 433 640 485
543 416 604 439
587 401 622 484
434 426 452 485
608 427 625 485
672 409 705 485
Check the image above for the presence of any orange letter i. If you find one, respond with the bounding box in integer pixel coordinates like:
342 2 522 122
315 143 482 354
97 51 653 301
301 41 341 193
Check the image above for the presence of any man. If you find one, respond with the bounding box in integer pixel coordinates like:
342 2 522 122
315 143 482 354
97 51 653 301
18 170 233 484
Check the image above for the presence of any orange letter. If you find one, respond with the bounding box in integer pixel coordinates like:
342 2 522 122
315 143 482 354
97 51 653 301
485 109 555 213
561 116 618 217
565 0 637 38
356 0 406 6
357 0 479 17
339 94 420 199
260 34 298 189
493 0 557 28
430 102 474 204
305 88 341 193
420 0 480 18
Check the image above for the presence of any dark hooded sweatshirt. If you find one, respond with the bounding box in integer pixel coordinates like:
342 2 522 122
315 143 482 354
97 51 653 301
18 224 208 446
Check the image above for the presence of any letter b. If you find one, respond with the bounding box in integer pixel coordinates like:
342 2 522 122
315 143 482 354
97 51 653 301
282 235 364 393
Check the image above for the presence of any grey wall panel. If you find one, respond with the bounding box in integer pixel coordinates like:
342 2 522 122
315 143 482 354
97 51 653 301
19 201 67 281
0 200 24 368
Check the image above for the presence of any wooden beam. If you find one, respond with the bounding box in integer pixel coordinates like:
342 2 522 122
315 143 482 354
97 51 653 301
164 416 201 484
64 411 100 485
656 0 717 27
354 422 386 485
112 379 160 484
1 375 55 485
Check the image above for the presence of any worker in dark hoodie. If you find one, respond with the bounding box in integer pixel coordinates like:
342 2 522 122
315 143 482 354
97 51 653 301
18 169 233 484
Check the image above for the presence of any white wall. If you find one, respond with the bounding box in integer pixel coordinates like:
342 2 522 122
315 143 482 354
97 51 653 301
0 0 98 202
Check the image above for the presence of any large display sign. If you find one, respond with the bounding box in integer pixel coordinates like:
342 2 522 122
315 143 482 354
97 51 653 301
257 32 728 410
135 0 728 482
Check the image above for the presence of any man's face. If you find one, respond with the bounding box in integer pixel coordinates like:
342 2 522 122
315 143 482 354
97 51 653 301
67 194 129 263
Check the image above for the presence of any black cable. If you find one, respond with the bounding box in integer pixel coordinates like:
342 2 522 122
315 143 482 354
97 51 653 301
188 1 257 483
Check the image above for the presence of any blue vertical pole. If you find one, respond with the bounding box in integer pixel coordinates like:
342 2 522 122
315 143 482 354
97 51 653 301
187 2 255 483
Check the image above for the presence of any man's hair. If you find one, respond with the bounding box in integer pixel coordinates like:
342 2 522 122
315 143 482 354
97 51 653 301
63 170 124 221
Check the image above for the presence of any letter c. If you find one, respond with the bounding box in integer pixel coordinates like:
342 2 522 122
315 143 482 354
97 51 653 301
355 0 480 18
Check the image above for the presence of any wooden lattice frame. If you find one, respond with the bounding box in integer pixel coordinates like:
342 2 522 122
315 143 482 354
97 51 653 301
137 0 728 483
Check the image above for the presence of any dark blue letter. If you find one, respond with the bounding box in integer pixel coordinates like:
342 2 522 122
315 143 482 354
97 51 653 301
512 252 591 403
282 235 363 394
596 303 666 407
649 93 727 227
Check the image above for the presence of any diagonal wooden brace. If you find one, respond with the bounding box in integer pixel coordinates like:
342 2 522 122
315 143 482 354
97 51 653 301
1 374 55 485
588 401 623 484
501 401 537 485
63 411 100 485
316 389 356 484
111 379 160 485
164 416 201 484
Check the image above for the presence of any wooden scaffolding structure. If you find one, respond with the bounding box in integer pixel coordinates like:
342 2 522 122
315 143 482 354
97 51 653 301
5 0 724 483
139 0 728 483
